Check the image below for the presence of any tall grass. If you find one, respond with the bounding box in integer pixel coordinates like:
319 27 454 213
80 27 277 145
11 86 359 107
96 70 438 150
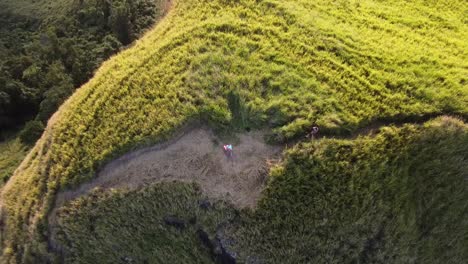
54 117 468 263
1 0 467 262
55 183 236 263
229 117 468 263
0 138 28 184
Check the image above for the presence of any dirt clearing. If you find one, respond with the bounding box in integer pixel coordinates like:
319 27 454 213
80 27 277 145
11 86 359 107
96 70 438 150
47 128 281 251
54 128 282 210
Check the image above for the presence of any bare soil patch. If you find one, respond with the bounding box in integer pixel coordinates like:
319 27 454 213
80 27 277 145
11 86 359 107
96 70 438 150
48 128 281 251
54 128 282 210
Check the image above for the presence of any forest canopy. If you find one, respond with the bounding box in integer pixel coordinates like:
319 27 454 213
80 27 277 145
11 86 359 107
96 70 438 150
0 0 164 138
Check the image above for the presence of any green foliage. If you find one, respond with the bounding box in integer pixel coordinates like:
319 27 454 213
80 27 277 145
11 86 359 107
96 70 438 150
1 0 468 262
55 182 236 263
227 90 250 131
19 120 45 145
229 117 468 263
37 62 74 122
0 136 28 184
0 0 165 130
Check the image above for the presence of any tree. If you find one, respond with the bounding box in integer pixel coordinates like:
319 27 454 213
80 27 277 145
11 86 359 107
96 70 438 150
109 2 132 45
19 120 44 145
37 62 74 122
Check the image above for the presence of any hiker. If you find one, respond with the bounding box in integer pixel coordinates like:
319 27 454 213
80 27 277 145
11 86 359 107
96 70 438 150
306 126 319 139
223 144 233 158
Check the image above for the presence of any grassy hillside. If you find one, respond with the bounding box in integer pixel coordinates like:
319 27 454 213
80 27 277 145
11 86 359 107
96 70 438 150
0 0 166 187
55 117 467 263
1 0 467 262
0 138 28 184
55 183 236 263
230 117 467 263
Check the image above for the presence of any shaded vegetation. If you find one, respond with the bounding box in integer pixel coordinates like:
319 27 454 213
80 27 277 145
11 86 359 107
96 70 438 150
229 117 468 263
0 137 28 184
0 0 166 131
55 182 236 263
18 121 45 145
1 0 467 262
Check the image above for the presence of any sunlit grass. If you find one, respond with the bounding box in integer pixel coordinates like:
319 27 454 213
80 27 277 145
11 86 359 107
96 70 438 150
1 0 467 261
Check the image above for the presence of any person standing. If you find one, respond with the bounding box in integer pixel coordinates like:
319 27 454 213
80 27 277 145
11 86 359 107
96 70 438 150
223 144 233 158
306 126 319 140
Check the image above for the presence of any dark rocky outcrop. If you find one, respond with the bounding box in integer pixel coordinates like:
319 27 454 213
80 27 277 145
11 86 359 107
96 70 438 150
197 228 237 264
120 256 134 263
197 229 214 249
215 228 237 264
163 216 186 230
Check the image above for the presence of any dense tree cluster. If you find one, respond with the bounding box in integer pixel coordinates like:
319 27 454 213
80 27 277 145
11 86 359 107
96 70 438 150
0 0 161 141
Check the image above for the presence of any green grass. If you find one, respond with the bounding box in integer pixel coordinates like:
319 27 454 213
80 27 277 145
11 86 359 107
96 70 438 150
55 182 236 263
0 137 28 185
1 0 467 262
53 117 467 263
229 116 467 263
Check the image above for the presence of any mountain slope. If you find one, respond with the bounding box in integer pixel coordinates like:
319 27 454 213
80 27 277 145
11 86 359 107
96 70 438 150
1 0 467 262
0 0 167 187
230 116 467 263
54 117 467 263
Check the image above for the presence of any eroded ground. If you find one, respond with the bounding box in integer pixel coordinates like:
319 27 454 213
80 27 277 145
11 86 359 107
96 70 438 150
55 128 282 210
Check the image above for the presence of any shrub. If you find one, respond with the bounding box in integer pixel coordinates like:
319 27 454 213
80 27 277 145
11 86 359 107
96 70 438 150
19 120 44 145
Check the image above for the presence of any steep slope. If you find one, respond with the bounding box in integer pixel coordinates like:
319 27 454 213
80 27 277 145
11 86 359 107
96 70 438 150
229 117 467 263
55 182 238 263
0 0 167 185
1 0 467 262
54 117 467 263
